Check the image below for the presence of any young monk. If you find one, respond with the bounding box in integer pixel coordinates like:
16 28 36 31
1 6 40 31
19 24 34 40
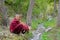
10 14 30 34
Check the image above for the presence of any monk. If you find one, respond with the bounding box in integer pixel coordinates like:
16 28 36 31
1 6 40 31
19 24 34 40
10 14 30 34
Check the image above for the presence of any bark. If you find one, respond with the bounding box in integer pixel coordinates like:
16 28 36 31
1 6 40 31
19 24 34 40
57 0 60 27
0 0 8 26
26 0 34 26
53 0 57 17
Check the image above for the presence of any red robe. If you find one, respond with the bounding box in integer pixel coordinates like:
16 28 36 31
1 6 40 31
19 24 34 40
10 18 29 34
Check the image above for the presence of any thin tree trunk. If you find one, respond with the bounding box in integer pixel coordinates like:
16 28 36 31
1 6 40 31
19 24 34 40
57 0 60 27
54 0 57 17
54 0 56 12
26 0 34 26
0 0 8 26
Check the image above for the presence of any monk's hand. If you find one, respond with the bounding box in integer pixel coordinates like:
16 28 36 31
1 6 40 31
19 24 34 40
20 22 25 25
28 26 31 30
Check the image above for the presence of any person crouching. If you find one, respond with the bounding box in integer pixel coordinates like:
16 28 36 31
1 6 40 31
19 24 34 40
10 14 30 34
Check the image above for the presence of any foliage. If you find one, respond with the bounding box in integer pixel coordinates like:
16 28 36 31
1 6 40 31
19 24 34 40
41 27 60 40
43 18 56 28
0 0 58 40
5 0 29 18
31 18 44 30
5 0 58 18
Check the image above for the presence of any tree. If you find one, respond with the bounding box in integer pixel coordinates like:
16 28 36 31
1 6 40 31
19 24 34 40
57 0 60 27
26 0 34 26
53 0 57 17
0 0 8 26
54 0 56 12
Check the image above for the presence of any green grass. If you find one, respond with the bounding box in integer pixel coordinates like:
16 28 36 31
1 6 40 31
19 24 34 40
41 27 60 40
41 32 49 40
43 18 56 28
31 18 56 30
31 19 43 30
41 20 60 40
31 19 38 30
41 18 57 40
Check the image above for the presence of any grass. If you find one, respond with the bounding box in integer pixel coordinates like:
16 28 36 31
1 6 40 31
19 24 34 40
43 18 56 28
31 18 56 30
41 32 49 40
41 18 59 40
31 19 38 30
13 31 33 40
0 30 33 40
41 27 60 40
31 19 43 30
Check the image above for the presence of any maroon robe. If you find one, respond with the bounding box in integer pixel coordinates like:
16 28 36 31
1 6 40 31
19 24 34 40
10 18 29 34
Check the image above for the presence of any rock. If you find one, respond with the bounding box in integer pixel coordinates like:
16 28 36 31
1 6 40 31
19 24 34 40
45 27 52 32
30 23 45 40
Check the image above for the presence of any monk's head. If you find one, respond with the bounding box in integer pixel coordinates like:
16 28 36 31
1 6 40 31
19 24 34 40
15 14 22 21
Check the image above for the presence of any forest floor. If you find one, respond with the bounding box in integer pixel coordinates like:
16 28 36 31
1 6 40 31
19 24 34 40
0 17 59 40
0 26 32 40
41 27 60 40
30 23 52 40
0 25 60 40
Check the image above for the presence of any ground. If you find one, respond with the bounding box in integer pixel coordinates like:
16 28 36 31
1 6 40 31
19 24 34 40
42 27 60 40
0 26 33 40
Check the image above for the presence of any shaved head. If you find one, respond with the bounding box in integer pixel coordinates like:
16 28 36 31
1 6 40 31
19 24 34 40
15 14 22 21
15 14 22 17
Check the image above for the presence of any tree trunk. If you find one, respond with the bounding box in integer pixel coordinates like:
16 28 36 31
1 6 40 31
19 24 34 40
53 0 57 17
26 0 34 26
54 0 56 12
0 0 8 26
57 0 60 27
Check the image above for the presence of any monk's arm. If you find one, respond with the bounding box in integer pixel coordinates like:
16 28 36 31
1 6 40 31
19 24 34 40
14 24 21 30
10 22 21 32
